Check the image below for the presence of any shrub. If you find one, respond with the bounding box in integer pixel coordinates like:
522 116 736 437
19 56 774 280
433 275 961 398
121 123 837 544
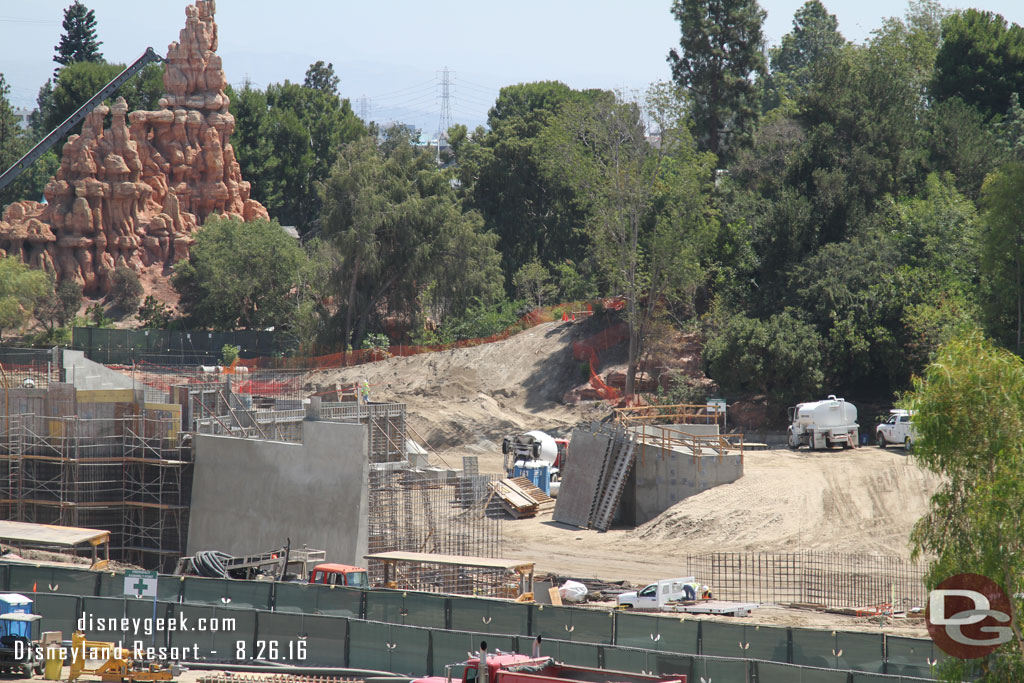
110 266 143 311
220 344 240 366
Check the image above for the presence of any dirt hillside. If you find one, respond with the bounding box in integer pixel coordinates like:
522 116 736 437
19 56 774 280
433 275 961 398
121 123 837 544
314 319 610 451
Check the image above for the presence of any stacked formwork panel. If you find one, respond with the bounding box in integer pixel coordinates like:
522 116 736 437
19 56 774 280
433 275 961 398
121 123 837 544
0 413 191 571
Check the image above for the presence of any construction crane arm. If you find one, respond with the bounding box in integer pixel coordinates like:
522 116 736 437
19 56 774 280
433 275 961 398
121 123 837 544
0 47 165 194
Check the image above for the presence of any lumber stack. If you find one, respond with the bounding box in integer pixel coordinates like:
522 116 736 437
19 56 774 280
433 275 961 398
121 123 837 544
508 476 555 512
489 478 555 518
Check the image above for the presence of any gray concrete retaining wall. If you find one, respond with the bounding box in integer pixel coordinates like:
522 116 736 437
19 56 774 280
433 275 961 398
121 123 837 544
189 421 369 565
62 349 135 390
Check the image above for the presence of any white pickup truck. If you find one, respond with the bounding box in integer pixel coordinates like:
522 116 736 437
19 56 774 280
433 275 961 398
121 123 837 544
876 409 916 450
617 577 697 609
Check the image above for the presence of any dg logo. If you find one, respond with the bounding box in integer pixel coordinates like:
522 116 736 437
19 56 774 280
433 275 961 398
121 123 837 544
926 573 1013 659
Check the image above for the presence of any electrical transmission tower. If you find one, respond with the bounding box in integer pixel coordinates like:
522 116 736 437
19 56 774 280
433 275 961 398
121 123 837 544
357 95 369 122
437 67 454 140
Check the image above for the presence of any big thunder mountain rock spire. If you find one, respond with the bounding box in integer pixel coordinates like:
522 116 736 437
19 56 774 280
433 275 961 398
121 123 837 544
0 0 268 296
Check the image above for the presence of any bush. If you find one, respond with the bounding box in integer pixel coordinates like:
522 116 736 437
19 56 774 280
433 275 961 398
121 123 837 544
704 309 824 414
361 333 390 352
137 295 172 329
438 298 526 343
85 303 112 328
220 344 240 366
110 266 143 311
658 374 711 405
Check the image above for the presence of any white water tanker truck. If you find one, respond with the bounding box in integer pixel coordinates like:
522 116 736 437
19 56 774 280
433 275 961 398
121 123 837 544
787 395 859 450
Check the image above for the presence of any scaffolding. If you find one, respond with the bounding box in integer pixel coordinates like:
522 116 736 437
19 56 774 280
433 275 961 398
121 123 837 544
0 413 191 571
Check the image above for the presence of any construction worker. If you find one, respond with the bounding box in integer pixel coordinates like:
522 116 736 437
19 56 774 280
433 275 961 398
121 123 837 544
683 581 712 601
359 380 371 404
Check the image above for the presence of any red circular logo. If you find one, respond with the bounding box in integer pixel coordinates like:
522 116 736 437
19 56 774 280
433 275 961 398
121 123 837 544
926 573 1013 659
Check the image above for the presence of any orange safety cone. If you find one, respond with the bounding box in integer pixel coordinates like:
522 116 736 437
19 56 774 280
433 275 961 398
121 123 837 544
571 313 576 321
562 312 568 322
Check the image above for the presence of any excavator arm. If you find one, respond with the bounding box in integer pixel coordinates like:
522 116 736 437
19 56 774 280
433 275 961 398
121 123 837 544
0 47 164 193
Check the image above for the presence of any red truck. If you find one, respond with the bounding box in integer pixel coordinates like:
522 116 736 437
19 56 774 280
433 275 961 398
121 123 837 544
413 641 685 683
308 563 369 587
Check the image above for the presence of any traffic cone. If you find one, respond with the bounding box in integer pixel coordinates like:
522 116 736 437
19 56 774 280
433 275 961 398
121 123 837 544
562 312 568 322
571 313 576 321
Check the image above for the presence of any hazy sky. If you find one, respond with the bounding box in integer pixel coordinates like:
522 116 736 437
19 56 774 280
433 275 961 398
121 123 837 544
3 0 1024 136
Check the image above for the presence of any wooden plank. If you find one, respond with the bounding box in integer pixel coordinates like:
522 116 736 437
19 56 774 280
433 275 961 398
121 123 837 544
489 481 535 509
508 477 555 511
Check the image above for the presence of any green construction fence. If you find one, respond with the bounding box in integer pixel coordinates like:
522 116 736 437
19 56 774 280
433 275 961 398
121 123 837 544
1 560 952 680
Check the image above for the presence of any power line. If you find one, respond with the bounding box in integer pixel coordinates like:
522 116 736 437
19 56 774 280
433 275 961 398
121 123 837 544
0 16 60 25
369 79 437 100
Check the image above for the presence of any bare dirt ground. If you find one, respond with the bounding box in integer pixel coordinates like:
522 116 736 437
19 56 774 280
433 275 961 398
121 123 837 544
313 319 611 452
312 320 939 637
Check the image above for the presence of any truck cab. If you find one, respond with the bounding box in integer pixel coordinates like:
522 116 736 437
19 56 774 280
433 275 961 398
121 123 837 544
616 577 696 609
553 439 569 469
876 409 916 450
308 563 369 587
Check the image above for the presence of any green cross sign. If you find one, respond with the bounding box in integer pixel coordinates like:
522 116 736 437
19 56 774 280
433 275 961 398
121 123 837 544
123 570 157 598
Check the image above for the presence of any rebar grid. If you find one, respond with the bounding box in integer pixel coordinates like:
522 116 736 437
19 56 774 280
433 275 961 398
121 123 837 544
673 551 927 610
366 467 504 590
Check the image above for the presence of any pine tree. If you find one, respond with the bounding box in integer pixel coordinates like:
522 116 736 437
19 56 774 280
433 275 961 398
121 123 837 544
667 0 768 161
53 1 103 70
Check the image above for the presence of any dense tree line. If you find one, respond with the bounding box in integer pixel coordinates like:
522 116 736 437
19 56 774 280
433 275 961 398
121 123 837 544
6 0 1024 422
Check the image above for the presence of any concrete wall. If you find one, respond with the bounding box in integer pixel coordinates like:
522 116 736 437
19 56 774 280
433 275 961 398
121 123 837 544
62 350 134 390
189 421 369 565
618 441 743 526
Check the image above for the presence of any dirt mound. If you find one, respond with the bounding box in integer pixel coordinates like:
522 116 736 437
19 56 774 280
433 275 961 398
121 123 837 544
313 319 613 450
500 447 940 587
632 448 941 557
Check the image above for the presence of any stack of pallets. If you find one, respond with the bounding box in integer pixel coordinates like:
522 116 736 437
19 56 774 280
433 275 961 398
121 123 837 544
488 477 556 518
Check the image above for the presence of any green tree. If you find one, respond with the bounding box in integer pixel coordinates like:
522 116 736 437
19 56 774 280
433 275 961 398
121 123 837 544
906 331 1024 681
303 60 339 94
668 0 768 160
0 257 51 340
172 217 306 330
226 68 365 233
513 259 554 306
136 295 172 329
320 132 503 349
451 82 593 291
980 162 1024 351
704 310 824 412
53 1 103 70
35 61 163 142
541 85 717 396
35 277 82 331
769 0 846 101
933 9 1024 121
220 344 239 366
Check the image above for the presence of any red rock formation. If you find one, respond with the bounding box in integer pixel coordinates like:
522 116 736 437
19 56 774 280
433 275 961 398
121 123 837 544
0 0 268 295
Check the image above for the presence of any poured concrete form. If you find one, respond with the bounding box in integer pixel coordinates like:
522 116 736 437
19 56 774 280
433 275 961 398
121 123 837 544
189 420 370 566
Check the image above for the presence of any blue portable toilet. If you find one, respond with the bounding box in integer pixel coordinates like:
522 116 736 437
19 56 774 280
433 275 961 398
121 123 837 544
512 460 551 495
0 594 34 638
